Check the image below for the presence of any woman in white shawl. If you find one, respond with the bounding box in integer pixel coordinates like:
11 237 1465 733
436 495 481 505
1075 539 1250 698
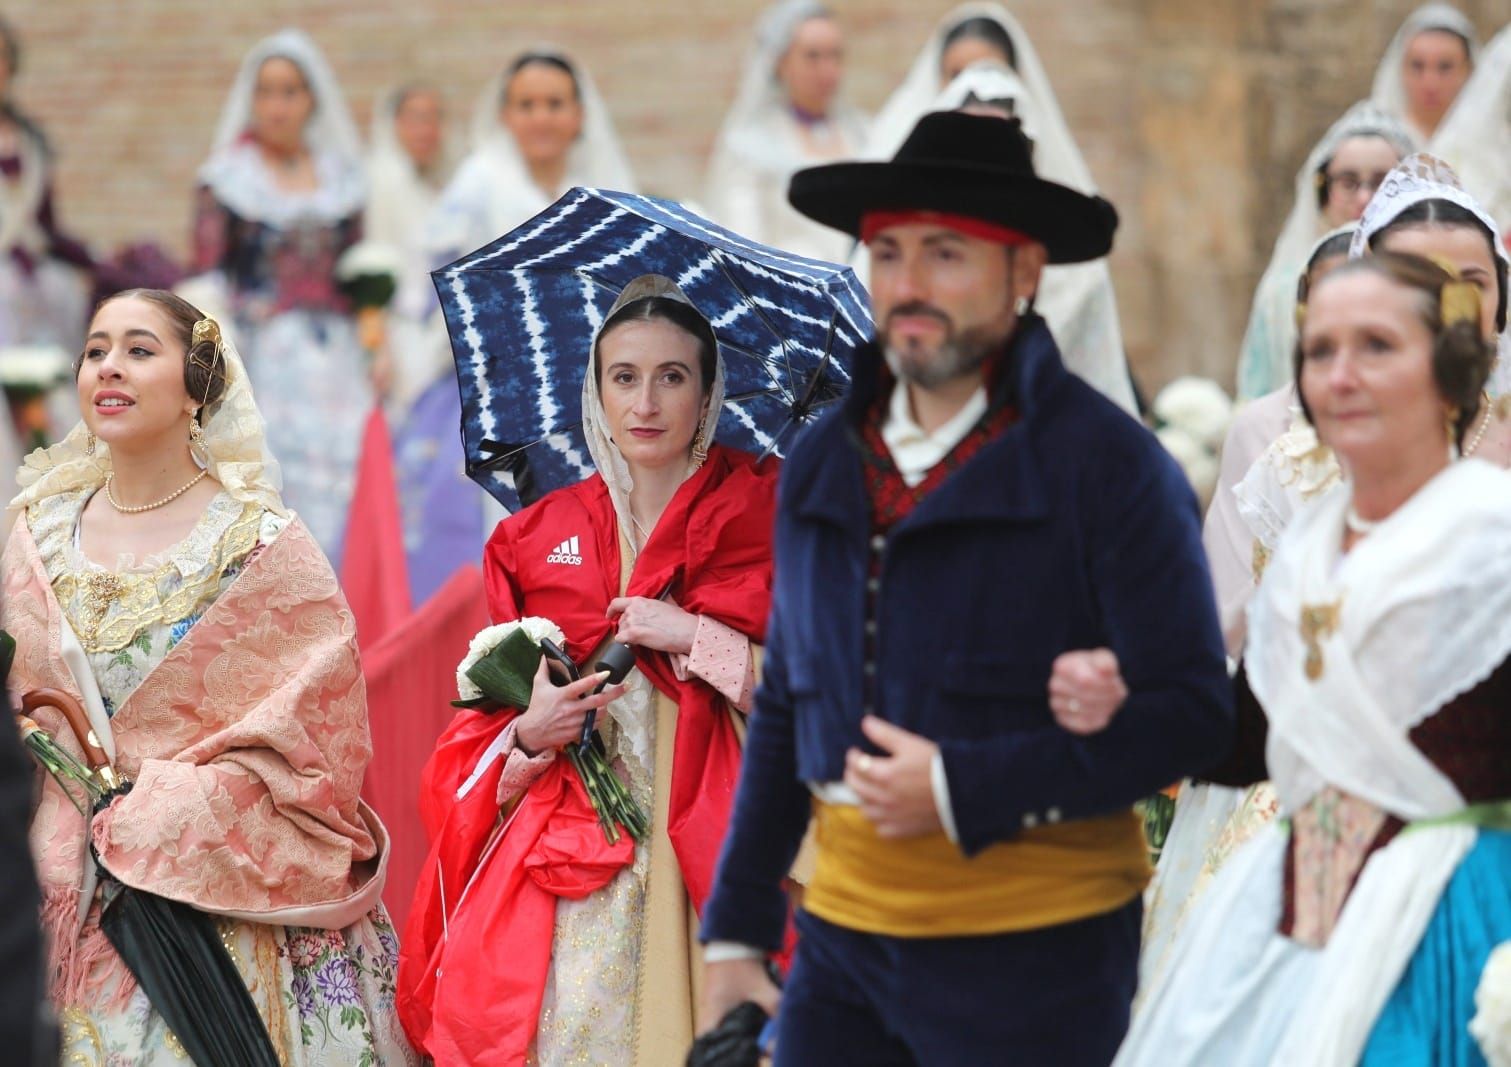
1115 244 1511 1066
366 84 447 257
1139 148 1511 987
365 83 451 413
190 29 369 566
1432 24 1511 238
867 3 1064 161
702 1 869 263
1372 2 1478 143
426 50 633 272
866 12 1137 412
1235 102 1415 400
393 51 633 605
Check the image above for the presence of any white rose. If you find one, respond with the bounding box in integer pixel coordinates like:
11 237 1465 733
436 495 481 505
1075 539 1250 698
1156 425 1219 508
0 344 71 388
455 616 565 702
334 240 406 282
1153 377 1234 451
1472 942 1511 1067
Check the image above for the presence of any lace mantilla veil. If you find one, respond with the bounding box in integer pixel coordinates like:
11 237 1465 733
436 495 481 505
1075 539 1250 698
10 324 286 518
579 275 727 557
1349 152 1511 398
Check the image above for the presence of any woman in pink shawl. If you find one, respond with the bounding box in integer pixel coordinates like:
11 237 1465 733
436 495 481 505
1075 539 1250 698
2 288 414 1064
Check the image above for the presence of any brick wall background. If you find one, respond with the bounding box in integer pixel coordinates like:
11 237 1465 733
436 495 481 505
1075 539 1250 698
6 0 1510 389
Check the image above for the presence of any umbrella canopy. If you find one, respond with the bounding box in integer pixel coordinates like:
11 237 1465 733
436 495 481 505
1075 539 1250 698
433 186 872 510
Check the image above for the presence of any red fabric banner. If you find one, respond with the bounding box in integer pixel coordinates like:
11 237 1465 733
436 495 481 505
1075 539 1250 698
341 407 413 652
360 564 489 933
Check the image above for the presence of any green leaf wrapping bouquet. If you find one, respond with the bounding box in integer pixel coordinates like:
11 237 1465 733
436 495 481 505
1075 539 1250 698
453 618 649 843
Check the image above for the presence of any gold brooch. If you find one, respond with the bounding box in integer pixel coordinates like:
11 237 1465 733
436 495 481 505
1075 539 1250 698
1251 539 1271 584
83 572 125 638
1299 599 1342 681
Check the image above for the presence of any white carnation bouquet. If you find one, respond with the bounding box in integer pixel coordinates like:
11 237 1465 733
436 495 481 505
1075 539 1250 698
453 617 648 843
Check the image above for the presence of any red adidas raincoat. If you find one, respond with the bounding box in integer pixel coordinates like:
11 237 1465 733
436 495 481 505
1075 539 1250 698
397 444 778 1065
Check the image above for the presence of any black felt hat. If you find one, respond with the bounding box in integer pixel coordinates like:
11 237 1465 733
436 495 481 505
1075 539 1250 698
788 110 1118 264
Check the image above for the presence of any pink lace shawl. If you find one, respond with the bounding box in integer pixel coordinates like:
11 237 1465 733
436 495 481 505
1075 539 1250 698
3 513 388 1007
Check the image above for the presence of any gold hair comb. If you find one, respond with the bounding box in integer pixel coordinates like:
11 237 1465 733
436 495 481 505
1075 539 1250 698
191 317 222 347
1424 256 1482 329
1440 280 1480 329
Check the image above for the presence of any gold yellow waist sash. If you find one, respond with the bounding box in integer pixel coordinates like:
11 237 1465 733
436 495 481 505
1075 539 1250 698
803 801 1152 938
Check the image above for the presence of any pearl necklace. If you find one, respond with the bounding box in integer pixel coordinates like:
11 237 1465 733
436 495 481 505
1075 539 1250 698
104 470 207 514
1463 391 1495 457
1344 504 1380 536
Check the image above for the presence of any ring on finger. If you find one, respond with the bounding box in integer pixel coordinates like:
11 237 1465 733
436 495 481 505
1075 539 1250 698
857 753 875 774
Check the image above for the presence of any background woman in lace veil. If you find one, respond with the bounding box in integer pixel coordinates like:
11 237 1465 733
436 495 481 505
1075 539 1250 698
365 81 452 416
1372 3 1477 143
390 48 636 607
189 29 371 567
702 0 869 263
2 288 412 1064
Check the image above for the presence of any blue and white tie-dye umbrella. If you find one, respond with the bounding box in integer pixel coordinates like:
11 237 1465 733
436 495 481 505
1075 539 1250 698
432 186 873 510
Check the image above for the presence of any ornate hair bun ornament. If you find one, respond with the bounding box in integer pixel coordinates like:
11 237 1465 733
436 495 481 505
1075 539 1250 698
191 316 222 348
1425 254 1483 329
189 316 226 409
1440 280 1481 328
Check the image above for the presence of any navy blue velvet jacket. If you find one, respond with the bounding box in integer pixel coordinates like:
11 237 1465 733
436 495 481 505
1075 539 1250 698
700 316 1234 951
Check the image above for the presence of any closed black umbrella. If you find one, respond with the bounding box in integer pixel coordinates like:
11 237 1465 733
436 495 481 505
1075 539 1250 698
99 883 279 1067
20 687 279 1067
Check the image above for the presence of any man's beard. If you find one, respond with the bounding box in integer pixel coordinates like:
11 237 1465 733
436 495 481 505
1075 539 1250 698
881 304 1011 390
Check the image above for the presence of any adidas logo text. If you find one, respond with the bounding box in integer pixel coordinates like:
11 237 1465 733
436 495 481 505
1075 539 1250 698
547 535 583 566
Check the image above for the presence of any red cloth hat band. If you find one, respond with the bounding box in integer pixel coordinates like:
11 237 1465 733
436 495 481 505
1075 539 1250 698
860 209 1036 248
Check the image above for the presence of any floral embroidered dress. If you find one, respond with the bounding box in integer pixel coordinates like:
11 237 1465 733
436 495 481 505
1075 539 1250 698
15 485 414 1066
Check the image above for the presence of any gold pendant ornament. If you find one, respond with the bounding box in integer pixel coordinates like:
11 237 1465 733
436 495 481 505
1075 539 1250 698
1299 599 1342 681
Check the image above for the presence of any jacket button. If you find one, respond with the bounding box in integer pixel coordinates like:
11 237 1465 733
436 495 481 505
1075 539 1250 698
1022 812 1039 829
1046 807 1063 824
866 577 881 594
863 662 876 677
864 619 878 636
870 534 886 553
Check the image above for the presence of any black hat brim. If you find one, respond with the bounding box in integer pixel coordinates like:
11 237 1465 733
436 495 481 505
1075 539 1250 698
788 160 1118 265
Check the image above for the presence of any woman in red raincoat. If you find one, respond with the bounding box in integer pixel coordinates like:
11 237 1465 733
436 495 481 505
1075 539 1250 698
398 274 780 1066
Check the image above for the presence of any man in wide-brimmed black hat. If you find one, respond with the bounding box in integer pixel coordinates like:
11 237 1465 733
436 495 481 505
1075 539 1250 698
696 111 1233 1064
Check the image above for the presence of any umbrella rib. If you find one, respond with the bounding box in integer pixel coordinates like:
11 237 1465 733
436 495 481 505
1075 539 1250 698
706 250 797 379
